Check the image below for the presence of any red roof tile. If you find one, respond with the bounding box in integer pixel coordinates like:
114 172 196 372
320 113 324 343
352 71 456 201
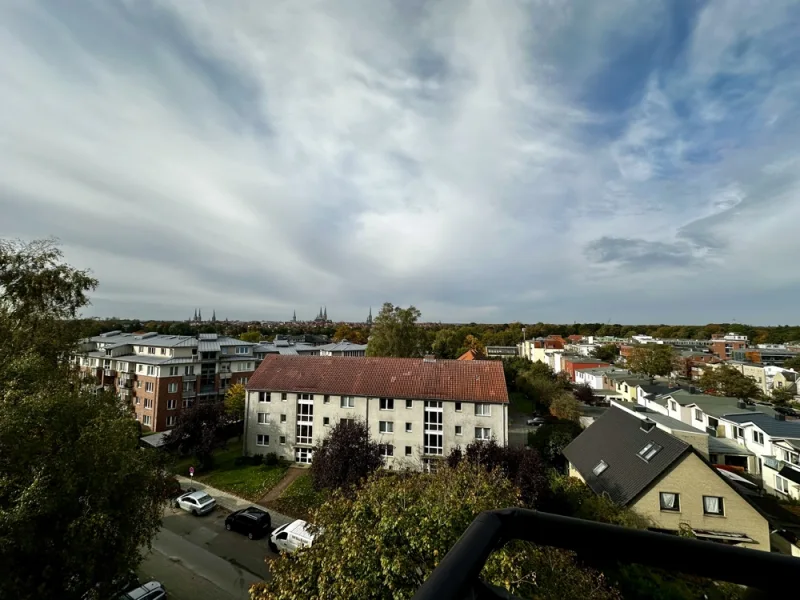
247 355 509 404
457 349 487 361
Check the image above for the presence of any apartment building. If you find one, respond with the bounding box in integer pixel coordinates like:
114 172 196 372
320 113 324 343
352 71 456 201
710 333 748 360
732 347 800 366
244 355 509 469
75 331 258 432
564 407 770 551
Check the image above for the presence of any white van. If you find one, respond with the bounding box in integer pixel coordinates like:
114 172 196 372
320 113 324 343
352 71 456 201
269 519 314 553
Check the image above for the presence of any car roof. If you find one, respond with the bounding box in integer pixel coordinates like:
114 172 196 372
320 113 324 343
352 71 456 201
186 491 212 501
239 507 268 518
125 581 163 599
285 519 313 538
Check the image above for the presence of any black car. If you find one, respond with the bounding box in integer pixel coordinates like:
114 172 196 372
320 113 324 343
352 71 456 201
225 507 272 540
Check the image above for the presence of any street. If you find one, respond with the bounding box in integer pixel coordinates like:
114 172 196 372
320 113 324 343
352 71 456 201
137 505 278 600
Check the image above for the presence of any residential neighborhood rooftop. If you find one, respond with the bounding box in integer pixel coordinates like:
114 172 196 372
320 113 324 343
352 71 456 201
723 413 800 438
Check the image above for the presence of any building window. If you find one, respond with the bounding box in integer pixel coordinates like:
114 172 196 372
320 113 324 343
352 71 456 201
324 395 330 404
137 381 142 388
166 415 177 427
455 425 462 436
379 421 394 433
280 414 287 423
281 392 288 401
475 427 491 441
638 442 663 462
405 446 412 456
240 377 248 385
299 393 313 401
148 347 155 355
146 365 155 376
144 398 153 409
475 404 491 417
776 475 791 495
659 492 680 511
341 396 354 408
279 436 286 445
168 383 178 393
340 418 355 426
592 460 608 476
236 346 249 354
160 348 166 355
323 417 330 426
694 409 703 422
669 400 677 411
380 398 394 410
184 366 194 375
167 399 176 410
295 447 313 464
257 413 269 424
708 417 719 429
753 431 764 445
734 426 744 438
455 402 462 412
296 424 313 444
257 434 269 446
182 398 194 408
137 364 143 373
703 496 724 516
406 399 413 409
145 382 154 393
405 423 412 433
134 397 140 405
380 444 394 457
259 391 270 403
142 415 152 426
168 367 179 376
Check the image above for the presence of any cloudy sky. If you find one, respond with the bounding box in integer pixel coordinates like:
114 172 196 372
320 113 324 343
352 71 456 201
2 1 800 324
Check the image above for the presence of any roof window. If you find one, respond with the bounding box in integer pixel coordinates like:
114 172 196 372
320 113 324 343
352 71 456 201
638 442 663 462
592 460 608 476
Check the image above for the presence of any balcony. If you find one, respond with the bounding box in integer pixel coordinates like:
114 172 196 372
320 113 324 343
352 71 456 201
764 456 781 470
182 374 197 382
182 390 196 398
104 369 116 377
120 379 133 389
199 385 217 395
412 509 798 599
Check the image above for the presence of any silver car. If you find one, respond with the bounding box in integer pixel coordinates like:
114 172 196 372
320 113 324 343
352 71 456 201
174 490 216 516
118 581 166 600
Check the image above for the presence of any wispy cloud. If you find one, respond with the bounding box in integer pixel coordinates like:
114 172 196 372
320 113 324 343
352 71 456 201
1 0 800 323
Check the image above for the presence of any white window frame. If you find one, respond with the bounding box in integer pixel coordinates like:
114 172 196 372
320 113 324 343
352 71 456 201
379 421 394 434
475 403 491 417
380 444 394 457
144 398 153 409
475 427 491 441
702 495 724 516
142 415 152 426
166 415 177 427
168 366 179 376
593 460 608 476
257 434 270 447
257 412 270 424
776 474 790 494
379 398 394 410
145 382 154 393
167 399 177 410
455 425 463 436
694 409 703 422
236 346 249 354
753 430 764 445
259 391 270 403
341 396 355 408
167 383 178 393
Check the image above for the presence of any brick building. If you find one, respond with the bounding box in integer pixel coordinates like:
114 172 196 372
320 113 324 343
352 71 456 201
709 333 748 360
75 331 258 432
562 357 611 382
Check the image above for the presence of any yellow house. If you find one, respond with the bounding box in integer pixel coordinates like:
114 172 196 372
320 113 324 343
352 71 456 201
772 371 798 395
563 407 770 552
728 362 768 395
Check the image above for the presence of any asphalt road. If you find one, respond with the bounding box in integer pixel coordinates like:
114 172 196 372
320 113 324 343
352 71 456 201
137 505 278 600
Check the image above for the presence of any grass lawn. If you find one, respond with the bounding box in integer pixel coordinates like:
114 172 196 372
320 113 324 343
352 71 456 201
170 443 288 502
268 472 326 520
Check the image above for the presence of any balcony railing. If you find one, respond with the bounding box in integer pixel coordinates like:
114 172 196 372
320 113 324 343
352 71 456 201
764 456 781 470
182 390 196 398
412 509 800 600
199 385 216 395
182 375 197 382
104 369 116 377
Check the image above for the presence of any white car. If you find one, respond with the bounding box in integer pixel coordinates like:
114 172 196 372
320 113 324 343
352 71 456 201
174 490 216 516
118 581 166 600
269 519 315 554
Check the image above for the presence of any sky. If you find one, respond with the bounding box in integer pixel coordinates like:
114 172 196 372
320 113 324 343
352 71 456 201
2 0 800 325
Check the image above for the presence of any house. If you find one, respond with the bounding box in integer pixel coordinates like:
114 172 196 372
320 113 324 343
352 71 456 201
561 357 611 382
254 340 319 359
567 334 584 344
316 340 368 357
576 366 620 390
563 407 770 551
457 349 487 361
772 370 798 395
485 346 518 358
727 362 768 394
244 355 509 469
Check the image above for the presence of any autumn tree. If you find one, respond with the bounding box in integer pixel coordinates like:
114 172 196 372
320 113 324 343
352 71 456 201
309 420 383 492
163 402 226 470
0 239 167 600
224 383 246 421
591 343 620 363
365 302 428 358
239 330 261 343
698 365 762 401
459 334 486 356
549 393 582 422
528 420 583 470
332 324 367 344
249 463 621 600
784 356 800 371
626 344 675 381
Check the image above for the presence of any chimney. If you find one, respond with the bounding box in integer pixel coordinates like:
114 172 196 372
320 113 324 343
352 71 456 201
775 413 786 421
640 419 656 433
423 355 436 363
736 400 746 410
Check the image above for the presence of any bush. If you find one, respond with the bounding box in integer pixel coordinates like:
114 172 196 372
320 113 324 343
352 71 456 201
264 452 279 466
233 456 249 467
250 454 264 466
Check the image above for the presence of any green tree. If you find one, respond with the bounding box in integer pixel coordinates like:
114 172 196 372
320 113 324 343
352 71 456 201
549 393 582 422
459 334 486 356
0 239 167 599
528 420 584 470
239 330 261 343
365 302 427 358
698 365 762 401
770 387 795 406
164 403 226 470
783 356 800 371
309 420 383 492
592 343 620 362
250 464 620 600
627 344 675 381
224 383 246 420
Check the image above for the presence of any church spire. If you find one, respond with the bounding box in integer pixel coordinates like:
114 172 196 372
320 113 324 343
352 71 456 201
198 308 202 322
193 308 197 322
292 310 297 322
367 306 372 325
212 309 216 323
324 306 327 321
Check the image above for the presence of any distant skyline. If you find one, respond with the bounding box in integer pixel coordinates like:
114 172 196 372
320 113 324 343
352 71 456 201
3 2 800 323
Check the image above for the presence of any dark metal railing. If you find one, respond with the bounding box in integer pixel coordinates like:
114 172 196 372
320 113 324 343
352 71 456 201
412 508 800 600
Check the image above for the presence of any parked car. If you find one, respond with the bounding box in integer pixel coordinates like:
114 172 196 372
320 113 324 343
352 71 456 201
269 519 314 554
82 569 139 600
174 490 216 516
117 581 166 600
225 507 272 540
526 416 547 426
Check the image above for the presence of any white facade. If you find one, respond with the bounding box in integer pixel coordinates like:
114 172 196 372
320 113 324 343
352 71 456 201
244 391 508 468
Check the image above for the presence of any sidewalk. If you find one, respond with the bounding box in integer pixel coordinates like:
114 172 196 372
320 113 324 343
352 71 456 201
176 475 295 529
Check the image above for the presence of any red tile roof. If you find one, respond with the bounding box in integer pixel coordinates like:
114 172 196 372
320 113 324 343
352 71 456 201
457 349 487 361
247 355 509 404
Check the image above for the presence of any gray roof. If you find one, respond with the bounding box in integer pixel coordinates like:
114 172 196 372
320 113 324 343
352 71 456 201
563 407 691 506
708 436 754 456
89 332 199 348
579 367 620 376
318 341 368 352
198 340 221 352
723 413 800 438
639 383 688 397
665 389 722 405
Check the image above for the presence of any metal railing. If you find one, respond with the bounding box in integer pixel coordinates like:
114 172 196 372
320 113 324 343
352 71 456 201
412 509 800 600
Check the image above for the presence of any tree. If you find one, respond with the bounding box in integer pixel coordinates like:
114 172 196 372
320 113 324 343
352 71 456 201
770 387 795 407
310 420 383 492
365 303 427 358
592 343 620 363
163 403 226 470
549 393 582 422
784 356 800 371
573 383 595 405
0 239 167 599
528 420 583 470
250 463 621 600
698 365 761 401
239 330 261 343
458 334 486 356
224 383 246 420
627 345 674 381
